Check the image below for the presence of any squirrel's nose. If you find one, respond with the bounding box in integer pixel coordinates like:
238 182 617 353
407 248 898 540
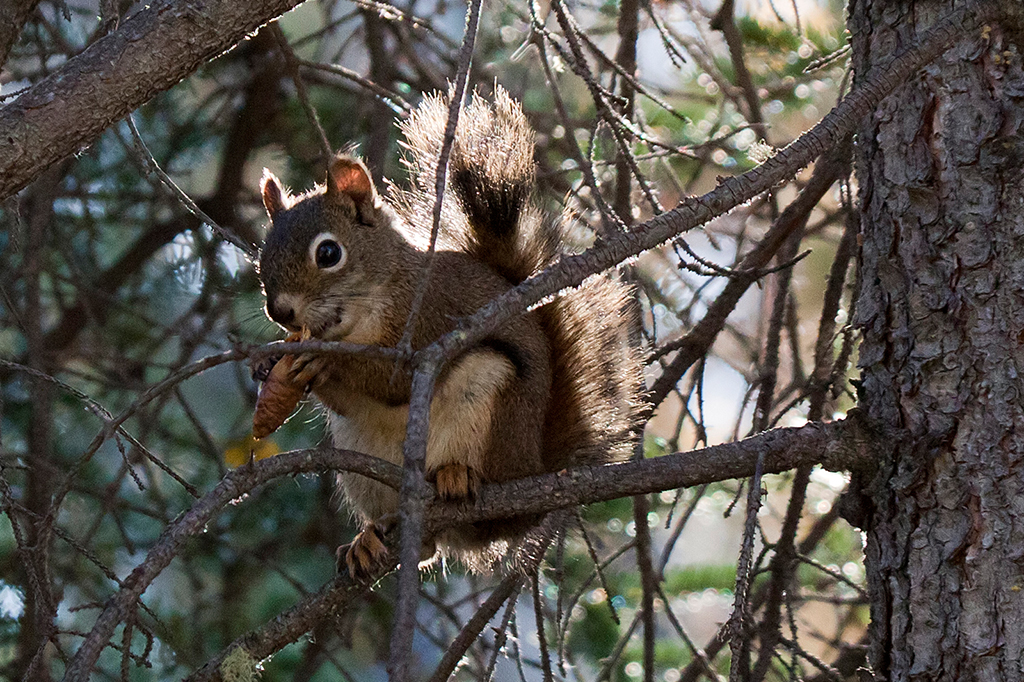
266 295 298 328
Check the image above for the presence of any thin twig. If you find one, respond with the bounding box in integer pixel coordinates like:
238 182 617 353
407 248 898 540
396 0 483 357
424 0 981 381
427 575 524 682
727 443 766 681
124 115 255 257
67 447 404 682
389 2 482 678
271 23 333 162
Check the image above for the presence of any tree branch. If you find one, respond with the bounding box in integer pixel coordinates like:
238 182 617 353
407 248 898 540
0 0 41 68
425 416 873 535
80 414 874 682
646 137 849 410
61 447 401 682
711 0 765 131
425 1 997 371
390 1 483 678
0 0 305 199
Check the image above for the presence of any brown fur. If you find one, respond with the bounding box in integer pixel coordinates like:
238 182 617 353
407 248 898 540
257 89 641 573
400 90 641 472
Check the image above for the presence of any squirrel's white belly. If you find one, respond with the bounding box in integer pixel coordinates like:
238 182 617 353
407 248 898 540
324 349 515 522
327 397 408 521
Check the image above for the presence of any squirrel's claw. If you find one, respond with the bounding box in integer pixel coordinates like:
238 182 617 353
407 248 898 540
430 463 482 501
289 352 328 388
341 521 389 579
249 355 279 383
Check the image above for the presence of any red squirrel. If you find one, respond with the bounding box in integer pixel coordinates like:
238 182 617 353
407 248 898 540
256 89 641 575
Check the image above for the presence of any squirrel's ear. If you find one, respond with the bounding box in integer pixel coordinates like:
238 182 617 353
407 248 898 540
260 170 289 217
326 156 379 210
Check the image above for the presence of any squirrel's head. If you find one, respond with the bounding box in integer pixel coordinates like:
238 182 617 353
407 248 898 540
257 155 401 343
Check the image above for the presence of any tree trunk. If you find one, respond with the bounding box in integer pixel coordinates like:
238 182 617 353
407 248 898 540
853 1 1024 679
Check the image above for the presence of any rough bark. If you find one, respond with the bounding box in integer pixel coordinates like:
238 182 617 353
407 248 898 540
853 1 1024 679
0 0 304 200
0 0 42 67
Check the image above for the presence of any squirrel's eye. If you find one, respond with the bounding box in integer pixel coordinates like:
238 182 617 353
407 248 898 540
310 233 346 271
316 240 343 268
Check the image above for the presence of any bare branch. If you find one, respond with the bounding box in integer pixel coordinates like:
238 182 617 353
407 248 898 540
87 414 868 682
647 139 852 409
0 0 42 67
391 1 483 678
0 0 306 199
426 576 524 682
427 1 993 369
63 447 402 682
429 416 874 530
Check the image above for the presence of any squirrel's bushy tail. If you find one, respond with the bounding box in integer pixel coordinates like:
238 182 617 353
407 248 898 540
400 89 642 469
399 88 556 281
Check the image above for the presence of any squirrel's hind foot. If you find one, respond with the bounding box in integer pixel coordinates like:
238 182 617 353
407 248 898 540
430 463 481 501
340 520 389 579
339 516 440 579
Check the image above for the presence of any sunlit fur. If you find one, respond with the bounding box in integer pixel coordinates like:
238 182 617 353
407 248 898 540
401 89 641 472
257 89 641 572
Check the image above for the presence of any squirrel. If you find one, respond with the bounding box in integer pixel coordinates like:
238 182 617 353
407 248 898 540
256 88 641 576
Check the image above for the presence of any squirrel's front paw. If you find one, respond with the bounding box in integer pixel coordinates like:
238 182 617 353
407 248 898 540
430 463 482 501
340 520 389 579
289 352 328 388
